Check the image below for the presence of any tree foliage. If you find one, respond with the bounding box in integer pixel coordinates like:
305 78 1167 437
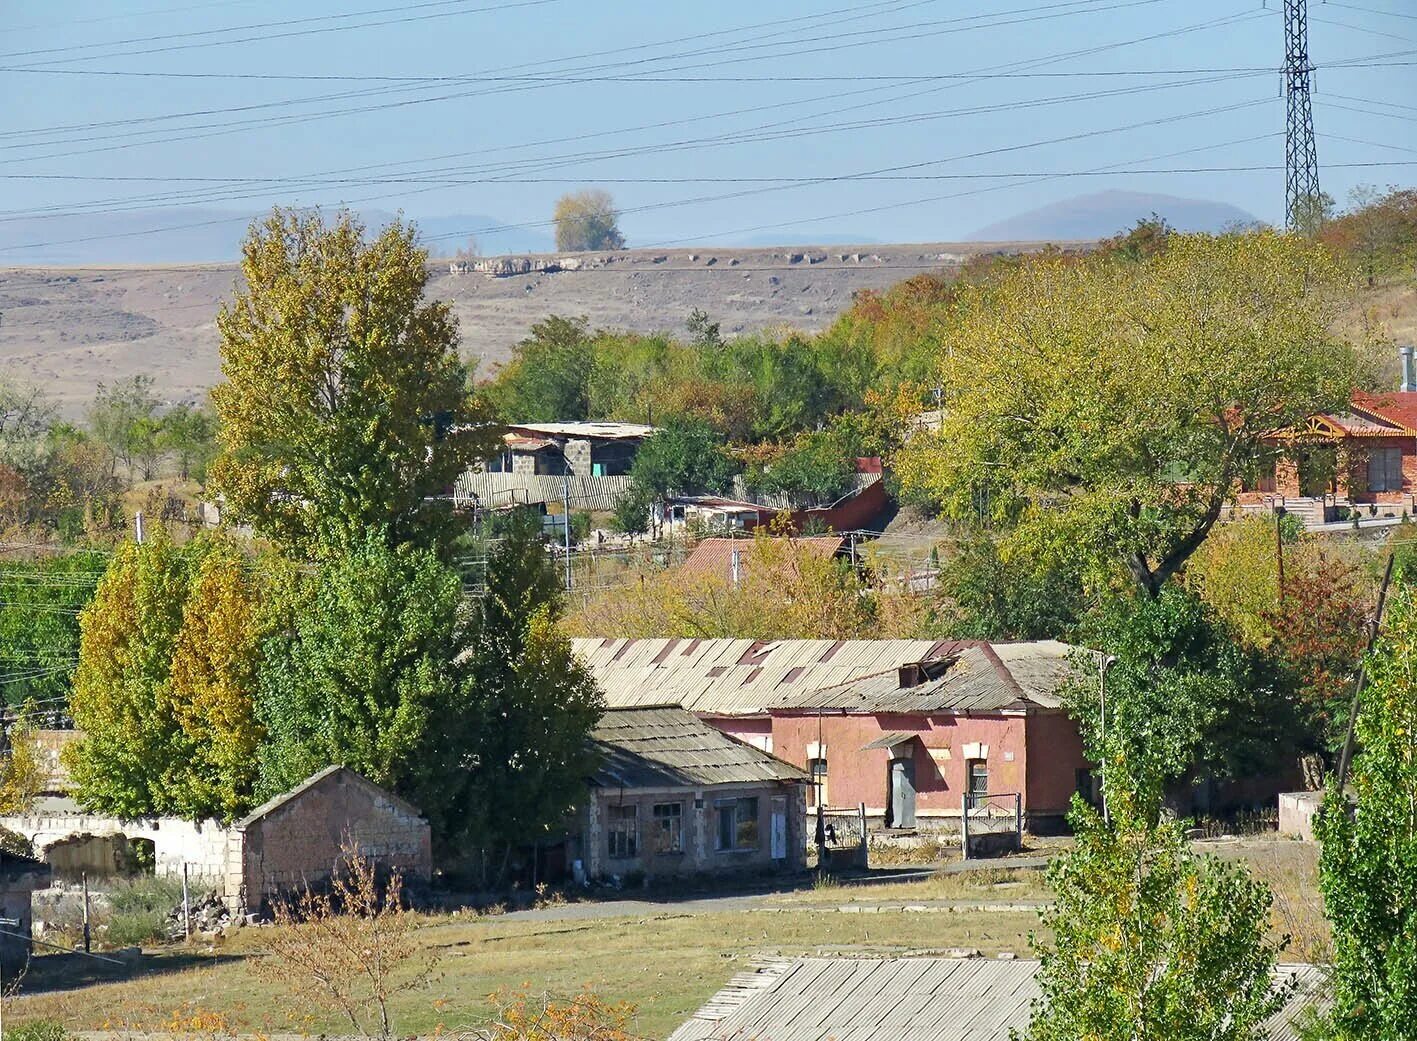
552 189 625 252
65 535 269 820
0 551 104 706
614 421 739 534
896 232 1358 598
1023 788 1288 1041
934 533 1087 641
1065 585 1302 802
434 515 603 875
210 208 500 559
1316 582 1417 1041
254 532 465 802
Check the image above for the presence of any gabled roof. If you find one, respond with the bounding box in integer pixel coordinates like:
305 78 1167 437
236 765 424 829
1352 390 1417 433
670 957 1325 1041
570 639 1077 717
678 537 847 582
589 707 808 788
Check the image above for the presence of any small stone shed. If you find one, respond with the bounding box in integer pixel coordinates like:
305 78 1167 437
230 766 432 913
0 766 430 915
0 850 50 969
573 706 809 882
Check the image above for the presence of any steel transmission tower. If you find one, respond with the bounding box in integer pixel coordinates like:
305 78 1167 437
1284 0 1321 230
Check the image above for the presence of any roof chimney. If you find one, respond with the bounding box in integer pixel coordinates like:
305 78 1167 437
1401 345 1416 393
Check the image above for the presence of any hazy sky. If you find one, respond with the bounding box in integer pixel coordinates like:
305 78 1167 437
2 0 1415 253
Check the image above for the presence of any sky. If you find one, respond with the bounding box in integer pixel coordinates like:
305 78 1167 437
1 0 1415 257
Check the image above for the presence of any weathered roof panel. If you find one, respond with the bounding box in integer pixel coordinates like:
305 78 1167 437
590 706 808 788
670 957 1326 1041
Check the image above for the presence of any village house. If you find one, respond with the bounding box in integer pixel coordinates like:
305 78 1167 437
1238 345 1417 524
662 458 890 536
0 850 50 968
670 956 1325 1041
453 421 657 513
572 706 809 883
571 639 1087 834
0 766 431 916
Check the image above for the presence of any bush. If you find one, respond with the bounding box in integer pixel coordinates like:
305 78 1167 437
5 1021 70 1041
104 875 185 947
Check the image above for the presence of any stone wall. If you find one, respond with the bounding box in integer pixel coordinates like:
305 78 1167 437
238 769 431 913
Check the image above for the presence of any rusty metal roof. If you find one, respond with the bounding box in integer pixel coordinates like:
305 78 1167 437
678 536 847 582
670 957 1326 1041
590 707 809 789
571 639 1077 716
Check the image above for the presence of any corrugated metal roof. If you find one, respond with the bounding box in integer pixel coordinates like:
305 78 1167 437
571 639 1078 717
507 421 656 440
571 639 964 715
590 707 809 788
670 957 1326 1041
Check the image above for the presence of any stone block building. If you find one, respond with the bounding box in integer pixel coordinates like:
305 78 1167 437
573 707 809 882
0 850 50 969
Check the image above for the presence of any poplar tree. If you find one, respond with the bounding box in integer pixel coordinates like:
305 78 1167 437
1316 583 1417 1041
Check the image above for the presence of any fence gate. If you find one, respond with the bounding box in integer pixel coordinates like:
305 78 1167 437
961 793 1023 860
815 803 868 871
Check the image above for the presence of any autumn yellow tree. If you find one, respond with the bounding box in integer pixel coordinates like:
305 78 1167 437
896 231 1359 598
552 189 625 252
210 209 501 560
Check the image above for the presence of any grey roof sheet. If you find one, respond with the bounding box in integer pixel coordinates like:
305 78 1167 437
770 643 1077 714
670 957 1326 1041
570 639 1078 716
590 707 809 789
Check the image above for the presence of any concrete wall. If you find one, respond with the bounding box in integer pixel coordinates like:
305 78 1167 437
1279 791 1322 841
238 771 431 913
577 782 806 882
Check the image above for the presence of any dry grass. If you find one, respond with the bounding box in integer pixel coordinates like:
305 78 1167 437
773 867 1052 906
1203 835 1332 964
10 908 1043 1041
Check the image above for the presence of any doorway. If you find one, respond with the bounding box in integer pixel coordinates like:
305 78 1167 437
888 757 917 828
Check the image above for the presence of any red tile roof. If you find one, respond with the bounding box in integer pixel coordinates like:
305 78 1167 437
1351 390 1417 434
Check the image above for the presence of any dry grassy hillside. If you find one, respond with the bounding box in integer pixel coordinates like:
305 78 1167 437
0 241 1068 417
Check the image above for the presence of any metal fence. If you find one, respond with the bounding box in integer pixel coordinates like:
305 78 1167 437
961 792 1023 860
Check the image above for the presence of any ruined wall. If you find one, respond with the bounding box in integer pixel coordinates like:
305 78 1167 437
0 811 231 884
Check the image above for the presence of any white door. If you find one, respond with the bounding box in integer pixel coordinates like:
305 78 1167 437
771 799 788 860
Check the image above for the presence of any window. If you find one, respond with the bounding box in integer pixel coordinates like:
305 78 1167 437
652 802 683 854
486 450 514 473
607 804 637 859
807 758 828 808
1369 447 1404 493
967 760 989 809
715 796 759 851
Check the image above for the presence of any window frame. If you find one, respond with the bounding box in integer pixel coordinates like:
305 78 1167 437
807 757 829 808
714 796 760 852
966 759 989 809
651 801 684 855
606 803 638 860
1368 446 1404 493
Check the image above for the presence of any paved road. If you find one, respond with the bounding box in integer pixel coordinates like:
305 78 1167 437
497 857 1051 923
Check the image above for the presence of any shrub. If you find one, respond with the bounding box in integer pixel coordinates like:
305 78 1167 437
5 1021 70 1041
105 875 185 947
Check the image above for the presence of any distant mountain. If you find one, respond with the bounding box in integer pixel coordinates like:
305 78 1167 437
967 190 1263 243
0 207 551 266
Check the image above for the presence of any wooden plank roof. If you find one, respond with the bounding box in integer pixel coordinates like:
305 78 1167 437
669 957 1326 1041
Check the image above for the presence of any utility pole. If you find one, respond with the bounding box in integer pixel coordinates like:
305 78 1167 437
1275 505 1287 602
1283 0 1322 231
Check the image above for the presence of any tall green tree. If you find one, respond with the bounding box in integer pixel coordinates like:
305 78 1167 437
0 551 104 706
1316 583 1417 1041
896 232 1358 598
87 375 162 481
479 316 596 422
1023 787 1289 1041
434 515 602 877
1065 586 1302 803
254 531 466 801
614 420 739 533
210 208 501 559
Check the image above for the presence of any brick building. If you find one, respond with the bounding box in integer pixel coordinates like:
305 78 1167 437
573 707 809 882
572 639 1087 833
